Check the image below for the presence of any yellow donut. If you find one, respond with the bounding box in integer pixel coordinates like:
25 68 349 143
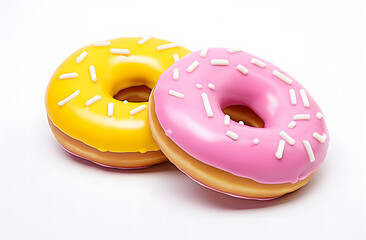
45 37 191 168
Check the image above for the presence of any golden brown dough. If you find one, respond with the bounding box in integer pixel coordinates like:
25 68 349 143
48 118 166 169
148 94 315 199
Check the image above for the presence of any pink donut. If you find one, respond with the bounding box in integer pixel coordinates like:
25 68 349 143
148 48 329 199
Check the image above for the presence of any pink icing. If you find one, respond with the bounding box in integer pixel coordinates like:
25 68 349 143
153 48 329 184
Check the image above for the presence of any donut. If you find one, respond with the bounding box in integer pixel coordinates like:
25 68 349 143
45 37 191 169
149 48 329 199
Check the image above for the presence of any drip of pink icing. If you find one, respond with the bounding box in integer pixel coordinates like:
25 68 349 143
153 48 329 184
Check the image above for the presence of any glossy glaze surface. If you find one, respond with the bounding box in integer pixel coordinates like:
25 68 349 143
153 48 329 184
45 37 191 152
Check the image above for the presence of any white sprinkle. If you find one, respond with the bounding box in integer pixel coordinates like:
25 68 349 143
300 89 310 108
58 90 79 106
226 130 238 140
89 65 97 82
169 90 184 98
94 41 111 47
211 59 229 66
108 103 114 117
303 140 315 162
289 89 297 105
293 114 310 120
208 83 215 91
224 114 230 126
228 48 243 53
130 105 146 116
288 121 296 128
237 64 248 75
76 51 88 64
273 70 292 85
275 140 286 159
239 121 244 125
85 95 101 106
156 43 179 51
196 84 202 89
279 131 295 145
123 100 128 104
201 93 213 117
138 36 153 45
173 68 179 80
186 61 199 73
200 48 208 57
313 132 327 143
173 54 179 62
59 72 78 80
253 138 259 145
251 58 266 68
110 48 130 55
316 112 323 119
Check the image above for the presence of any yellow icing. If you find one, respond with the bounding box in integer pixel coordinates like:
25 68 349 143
45 37 191 153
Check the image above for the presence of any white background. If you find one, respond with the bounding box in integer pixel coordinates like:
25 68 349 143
1 0 365 239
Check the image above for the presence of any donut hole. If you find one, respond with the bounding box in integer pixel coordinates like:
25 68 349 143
113 85 152 102
222 105 264 128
